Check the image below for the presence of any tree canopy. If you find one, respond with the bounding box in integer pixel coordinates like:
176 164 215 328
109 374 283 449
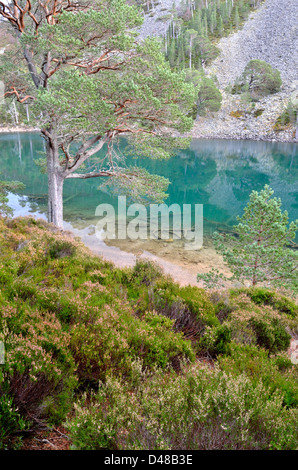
232 59 282 101
198 185 298 293
196 76 222 116
0 0 196 227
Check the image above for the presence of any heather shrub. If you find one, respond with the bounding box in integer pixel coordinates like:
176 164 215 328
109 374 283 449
0 300 77 425
151 280 218 335
218 344 298 408
241 288 298 318
71 304 195 384
66 365 298 450
223 293 292 353
128 259 163 287
0 217 297 450
249 317 291 354
47 237 77 259
0 393 29 450
198 324 232 357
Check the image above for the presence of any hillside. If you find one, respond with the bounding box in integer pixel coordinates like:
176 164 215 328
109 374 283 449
137 0 297 142
137 0 184 39
0 217 297 450
1 0 297 141
190 0 298 141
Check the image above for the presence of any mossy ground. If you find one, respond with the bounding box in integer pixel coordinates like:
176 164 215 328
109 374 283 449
0 217 297 450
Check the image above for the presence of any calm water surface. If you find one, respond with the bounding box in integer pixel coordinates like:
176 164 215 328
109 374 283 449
0 132 297 242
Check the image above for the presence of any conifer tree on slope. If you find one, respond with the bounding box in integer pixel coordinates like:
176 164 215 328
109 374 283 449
0 0 195 228
198 186 298 293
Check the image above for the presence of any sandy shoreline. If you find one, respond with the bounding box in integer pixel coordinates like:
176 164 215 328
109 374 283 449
64 221 232 288
0 126 40 134
0 125 296 143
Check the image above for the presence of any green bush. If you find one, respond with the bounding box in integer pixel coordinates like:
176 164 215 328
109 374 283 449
128 259 163 287
198 324 232 357
274 101 298 131
0 394 29 450
0 217 297 450
243 288 297 318
222 292 293 352
48 237 77 259
249 317 291 354
66 366 298 450
232 60 282 101
152 281 216 319
218 344 298 408
197 77 222 116
0 297 77 429
70 304 195 384
150 280 219 343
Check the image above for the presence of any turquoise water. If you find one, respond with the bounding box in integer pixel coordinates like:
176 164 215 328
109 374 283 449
0 132 297 239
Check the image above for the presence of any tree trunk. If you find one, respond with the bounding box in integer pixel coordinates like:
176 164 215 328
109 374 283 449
45 136 64 229
48 170 64 228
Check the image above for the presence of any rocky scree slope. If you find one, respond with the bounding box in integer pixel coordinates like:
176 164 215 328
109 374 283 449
192 0 298 142
138 0 184 39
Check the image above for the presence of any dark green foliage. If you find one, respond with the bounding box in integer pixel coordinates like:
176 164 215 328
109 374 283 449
164 0 262 72
242 288 298 318
0 216 297 450
128 259 163 287
232 60 282 100
185 70 222 116
249 317 291 354
208 290 295 357
151 278 218 326
199 324 232 357
0 394 29 450
166 32 219 70
214 325 232 355
198 185 298 293
274 101 298 131
197 76 223 115
254 108 264 117
48 238 77 259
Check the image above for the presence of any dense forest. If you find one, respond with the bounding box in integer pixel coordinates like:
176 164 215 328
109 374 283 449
164 0 264 70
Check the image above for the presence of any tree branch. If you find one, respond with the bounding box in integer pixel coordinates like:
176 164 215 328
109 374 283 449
3 86 35 103
66 170 115 179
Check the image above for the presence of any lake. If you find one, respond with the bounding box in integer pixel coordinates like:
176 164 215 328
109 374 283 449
0 132 297 249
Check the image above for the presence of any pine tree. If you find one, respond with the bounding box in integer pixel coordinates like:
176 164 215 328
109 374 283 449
198 186 298 293
168 38 177 68
233 6 240 29
233 60 282 101
217 14 224 36
0 1 195 228
197 76 222 114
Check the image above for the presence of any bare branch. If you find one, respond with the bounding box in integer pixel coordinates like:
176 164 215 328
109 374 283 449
3 86 35 103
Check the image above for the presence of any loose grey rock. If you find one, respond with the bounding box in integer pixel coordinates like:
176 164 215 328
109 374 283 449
139 0 298 143
192 0 298 142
